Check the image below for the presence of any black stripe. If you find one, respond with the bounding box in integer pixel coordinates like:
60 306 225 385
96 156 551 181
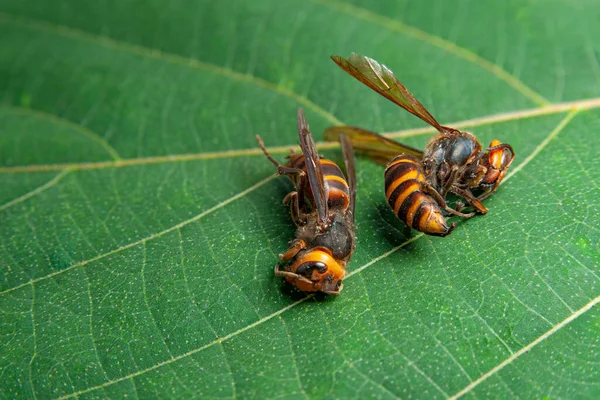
321 162 344 178
385 155 419 175
386 154 420 170
328 193 349 210
384 158 420 189
289 156 305 170
412 198 434 230
387 179 421 210
398 191 425 222
327 178 350 194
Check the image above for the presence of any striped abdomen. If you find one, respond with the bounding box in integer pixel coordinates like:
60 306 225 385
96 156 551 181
384 155 451 236
288 155 350 212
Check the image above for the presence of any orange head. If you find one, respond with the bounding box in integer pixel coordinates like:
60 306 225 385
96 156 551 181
282 248 345 295
481 140 515 190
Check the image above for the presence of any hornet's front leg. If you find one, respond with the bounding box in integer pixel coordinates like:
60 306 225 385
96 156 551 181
283 192 308 226
279 239 307 262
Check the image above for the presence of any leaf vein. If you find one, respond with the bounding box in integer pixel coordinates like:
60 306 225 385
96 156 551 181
433 240 515 355
361 273 456 395
82 266 111 382
28 284 37 400
18 99 582 400
0 175 276 295
0 12 340 127
318 307 404 399
503 109 579 182
3 97 600 174
0 105 121 161
279 316 310 399
141 242 175 358
55 295 314 400
313 0 549 106
464 226 557 326
448 295 600 399
0 169 70 212
387 265 476 384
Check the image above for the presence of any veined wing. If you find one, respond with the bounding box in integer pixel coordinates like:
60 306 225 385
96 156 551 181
339 134 357 218
332 53 447 132
297 108 329 225
324 125 423 166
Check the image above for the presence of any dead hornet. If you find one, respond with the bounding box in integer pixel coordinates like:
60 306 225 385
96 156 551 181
256 108 356 295
325 53 514 237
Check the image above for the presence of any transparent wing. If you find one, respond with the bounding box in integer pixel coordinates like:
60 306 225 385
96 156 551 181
297 108 329 225
332 53 446 132
339 134 357 219
324 125 423 166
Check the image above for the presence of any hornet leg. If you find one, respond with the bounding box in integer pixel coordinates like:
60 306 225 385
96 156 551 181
274 263 314 287
283 192 308 226
423 183 476 219
451 187 488 215
279 239 307 262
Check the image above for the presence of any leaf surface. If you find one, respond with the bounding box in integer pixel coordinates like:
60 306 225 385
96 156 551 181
1 1 599 399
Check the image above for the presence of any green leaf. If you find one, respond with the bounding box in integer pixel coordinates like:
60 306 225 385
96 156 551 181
1 0 599 398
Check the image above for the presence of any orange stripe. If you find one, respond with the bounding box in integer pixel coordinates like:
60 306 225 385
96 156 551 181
385 169 421 199
393 182 420 215
418 204 433 232
319 159 338 167
387 157 419 169
405 194 425 226
325 175 349 187
328 188 350 210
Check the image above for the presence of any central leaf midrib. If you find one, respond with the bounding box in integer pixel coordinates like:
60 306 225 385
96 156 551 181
2 96 600 174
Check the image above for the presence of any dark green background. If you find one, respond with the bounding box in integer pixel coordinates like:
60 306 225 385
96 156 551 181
1 1 599 398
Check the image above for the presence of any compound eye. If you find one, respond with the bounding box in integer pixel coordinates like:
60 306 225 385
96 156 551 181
449 139 475 165
313 262 328 273
296 261 328 277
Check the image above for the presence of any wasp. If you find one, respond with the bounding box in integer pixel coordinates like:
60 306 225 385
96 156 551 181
325 53 514 237
257 108 356 295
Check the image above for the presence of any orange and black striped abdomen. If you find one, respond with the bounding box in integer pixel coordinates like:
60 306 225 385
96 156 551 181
319 159 350 212
287 155 350 212
384 155 451 236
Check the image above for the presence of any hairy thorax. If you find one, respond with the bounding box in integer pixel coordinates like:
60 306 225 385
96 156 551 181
296 213 355 263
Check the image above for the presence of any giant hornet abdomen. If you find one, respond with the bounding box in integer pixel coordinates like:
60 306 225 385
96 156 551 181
385 155 453 236
287 155 351 213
